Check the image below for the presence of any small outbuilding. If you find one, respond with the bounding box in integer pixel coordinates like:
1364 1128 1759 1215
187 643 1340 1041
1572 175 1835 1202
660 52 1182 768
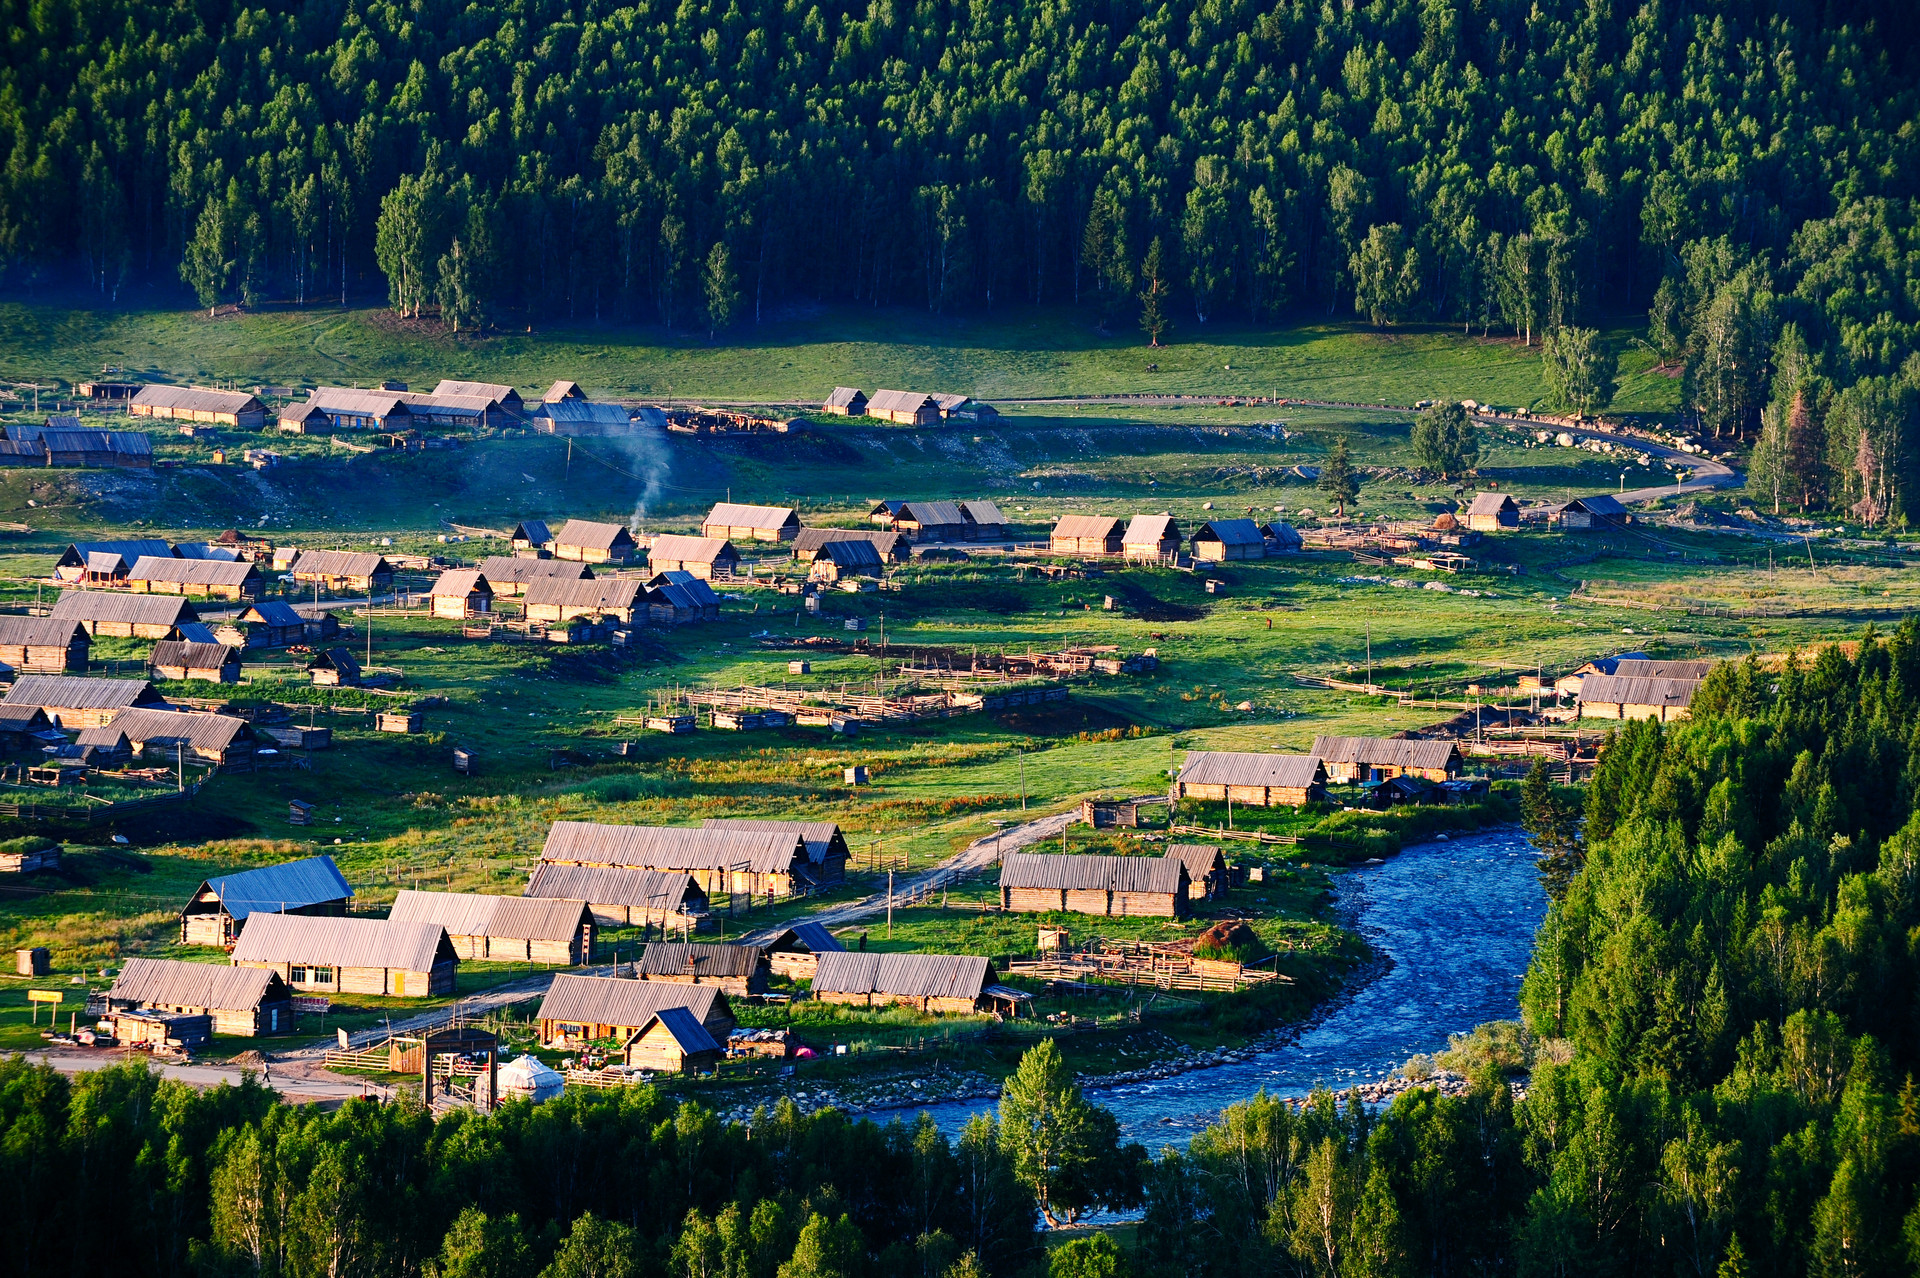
1543 494 1628 530
1190 519 1268 562
105 957 295 1036
307 647 363 687
627 1007 723 1073
762 921 845 979
823 387 868 416
1122 514 1183 562
428 569 494 619
149 640 241 683
807 538 883 582
1464 492 1520 531
1165 844 1229 901
865 390 941 426
510 522 555 554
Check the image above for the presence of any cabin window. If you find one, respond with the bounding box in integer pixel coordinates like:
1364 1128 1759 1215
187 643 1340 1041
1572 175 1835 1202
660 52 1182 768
290 966 309 983
312 967 334 984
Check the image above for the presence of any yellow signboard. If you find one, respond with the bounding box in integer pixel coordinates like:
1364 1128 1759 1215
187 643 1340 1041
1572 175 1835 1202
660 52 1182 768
25 989 61 1004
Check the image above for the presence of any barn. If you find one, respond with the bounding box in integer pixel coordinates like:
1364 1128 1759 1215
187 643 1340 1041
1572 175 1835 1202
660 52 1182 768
823 387 868 416
389 889 595 964
865 390 941 426
1174 751 1328 807
536 973 737 1052
3 675 166 728
125 555 262 600
1465 493 1520 531
1122 514 1183 561
645 534 739 579
699 819 850 887
552 520 640 565
149 640 241 683
0 617 89 672
286 550 394 594
230 914 457 998
49 590 197 638
539 821 809 898
1310 736 1462 783
180 854 353 946
1190 519 1268 561
102 707 258 765
998 852 1189 918
1166 844 1229 900
427 569 494 619
521 576 643 626
105 958 294 1037
476 555 591 596
1577 673 1703 722
812 952 991 1014
523 864 709 929
128 385 267 430
634 942 770 997
702 502 801 542
1049 515 1125 555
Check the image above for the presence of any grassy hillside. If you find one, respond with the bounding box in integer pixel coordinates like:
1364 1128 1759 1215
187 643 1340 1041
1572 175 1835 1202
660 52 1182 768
0 301 1681 415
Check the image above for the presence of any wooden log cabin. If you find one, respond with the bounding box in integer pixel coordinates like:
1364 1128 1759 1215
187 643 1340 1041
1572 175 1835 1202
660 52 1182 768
0 617 89 672
998 852 1189 918
822 387 868 416
475 555 591 597
1577 673 1704 722
180 854 354 946
286 550 395 594
221 601 340 648
791 528 909 564
431 379 526 417
1189 519 1268 562
1310 736 1462 783
523 864 709 930
103 707 257 765
552 520 640 565
1173 750 1328 807
645 534 738 579
388 889 595 964
536 973 737 1053
539 821 809 898
521 576 643 626
230 914 457 998
646 572 722 625
2 675 167 729
701 502 801 543
1165 844 1229 900
1122 514 1183 561
811 952 991 1014
762 921 844 980
149 640 241 683
1464 492 1520 531
306 648 363 687
1049 514 1125 555
627 1007 723 1073
634 942 770 996
49 589 198 638
508 521 555 555
53 538 177 585
128 385 268 430
104 957 295 1036
864 390 941 426
427 569 493 619
698 819 851 887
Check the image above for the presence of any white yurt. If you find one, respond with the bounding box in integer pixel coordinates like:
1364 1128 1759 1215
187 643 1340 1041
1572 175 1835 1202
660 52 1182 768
495 1054 565 1104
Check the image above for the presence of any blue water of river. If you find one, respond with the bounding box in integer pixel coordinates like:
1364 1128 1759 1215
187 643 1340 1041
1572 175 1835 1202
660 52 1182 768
894 827 1546 1147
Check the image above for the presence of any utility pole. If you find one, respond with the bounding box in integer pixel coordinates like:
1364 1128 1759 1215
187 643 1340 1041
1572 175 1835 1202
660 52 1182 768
1365 618 1372 692
887 869 894 939
1018 751 1026 811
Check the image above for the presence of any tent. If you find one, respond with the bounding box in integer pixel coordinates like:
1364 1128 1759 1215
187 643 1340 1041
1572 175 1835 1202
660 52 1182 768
496 1054 565 1103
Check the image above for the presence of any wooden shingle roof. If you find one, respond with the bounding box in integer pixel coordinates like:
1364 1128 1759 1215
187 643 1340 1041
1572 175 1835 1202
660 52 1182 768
130 385 264 414
50 591 198 627
150 640 238 670
4 675 162 712
476 556 592 585
867 390 936 416
1310 736 1459 772
1178 751 1327 790
999 851 1186 894
524 864 703 912
1051 514 1124 540
540 822 804 875
193 854 353 922
389 889 591 942
553 520 636 552
636 942 763 978
521 577 643 612
1192 518 1265 546
103 707 251 752
536 973 725 1027
1577 674 1702 707
1609 659 1716 680
642 1006 721 1054
703 502 797 531
647 534 733 564
127 556 256 587
1123 514 1180 545
109 958 283 1012
698 819 845 865
231 914 453 971
0 617 84 648
288 550 391 578
813 952 990 1000
428 569 491 598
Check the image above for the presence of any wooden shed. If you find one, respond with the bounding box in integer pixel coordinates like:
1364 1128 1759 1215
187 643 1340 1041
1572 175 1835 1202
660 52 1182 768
2 675 166 729
0 616 89 673
431 379 526 416
645 534 739 579
535 973 736 1051
823 387 868 416
180 854 354 946
476 555 591 596
522 577 643 625
230 914 457 998
540 821 808 898
1464 493 1520 531
1610 658 1716 681
128 385 267 430
544 381 586 402
1122 514 1183 561
1174 751 1327 807
699 818 850 887
627 1007 723 1073
1577 673 1702 722
523 864 709 929
762 921 845 979
49 589 197 638
998 852 1189 918
1165 844 1228 900
149 640 241 683
1190 519 1268 562
790 528 908 564
634 942 770 997
509 522 555 555
702 502 801 543
865 390 941 426
1049 515 1125 555
427 569 493 619
21 426 154 470
1544 494 1628 530
307 647 363 687
1311 735 1462 783
959 501 1010 540
645 572 722 625
286 550 395 594
552 520 640 565
531 401 636 436
0 705 55 750
812 951 991 1014
304 388 414 431
807 538 883 582
53 538 177 585
221 601 338 649
389 889 595 964
879 500 968 542
105 957 294 1036
105 707 257 765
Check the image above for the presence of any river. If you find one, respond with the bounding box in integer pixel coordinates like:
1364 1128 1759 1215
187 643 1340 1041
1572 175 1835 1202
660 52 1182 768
900 827 1546 1146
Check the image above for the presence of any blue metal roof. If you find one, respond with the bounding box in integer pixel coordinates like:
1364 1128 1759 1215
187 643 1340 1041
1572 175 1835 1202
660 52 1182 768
203 854 352 921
